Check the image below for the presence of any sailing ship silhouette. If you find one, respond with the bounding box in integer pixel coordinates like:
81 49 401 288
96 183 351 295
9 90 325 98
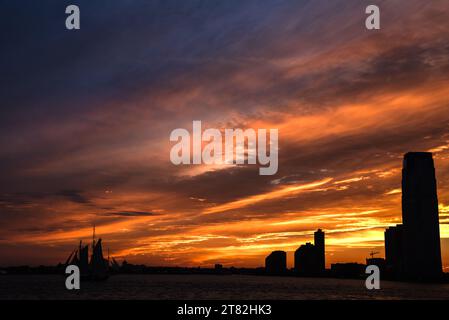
64 225 120 281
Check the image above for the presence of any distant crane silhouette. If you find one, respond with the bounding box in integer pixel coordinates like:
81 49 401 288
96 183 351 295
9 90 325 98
369 251 379 259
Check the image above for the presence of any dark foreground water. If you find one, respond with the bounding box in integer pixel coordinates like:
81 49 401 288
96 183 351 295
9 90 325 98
1 274 449 300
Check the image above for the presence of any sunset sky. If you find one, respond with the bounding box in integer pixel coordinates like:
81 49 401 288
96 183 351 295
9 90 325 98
1 0 449 270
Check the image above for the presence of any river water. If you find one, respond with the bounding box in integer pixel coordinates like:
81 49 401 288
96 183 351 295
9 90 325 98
1 274 449 300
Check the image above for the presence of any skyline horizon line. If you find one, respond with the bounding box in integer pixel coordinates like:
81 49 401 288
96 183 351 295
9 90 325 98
3 152 448 273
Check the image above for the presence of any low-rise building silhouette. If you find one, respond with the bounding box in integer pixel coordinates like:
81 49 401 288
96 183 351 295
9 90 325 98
331 263 365 278
366 257 386 272
265 251 287 274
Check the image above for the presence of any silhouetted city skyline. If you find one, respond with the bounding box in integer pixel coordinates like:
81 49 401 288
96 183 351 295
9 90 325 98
0 152 446 284
265 152 444 281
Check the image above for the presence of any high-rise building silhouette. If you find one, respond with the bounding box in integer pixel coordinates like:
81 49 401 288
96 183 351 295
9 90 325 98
401 152 442 280
294 229 325 275
384 224 404 277
314 229 325 272
295 243 318 274
265 251 287 274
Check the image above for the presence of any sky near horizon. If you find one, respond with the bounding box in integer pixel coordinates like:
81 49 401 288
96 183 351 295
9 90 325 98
1 0 449 269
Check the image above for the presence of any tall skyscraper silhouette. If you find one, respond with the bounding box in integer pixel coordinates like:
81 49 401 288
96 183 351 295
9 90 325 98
402 152 442 280
314 229 325 272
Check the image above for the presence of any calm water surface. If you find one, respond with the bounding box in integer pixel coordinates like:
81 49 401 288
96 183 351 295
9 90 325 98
1 274 449 300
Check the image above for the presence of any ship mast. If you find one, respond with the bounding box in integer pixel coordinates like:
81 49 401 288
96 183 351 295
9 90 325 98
92 224 96 251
